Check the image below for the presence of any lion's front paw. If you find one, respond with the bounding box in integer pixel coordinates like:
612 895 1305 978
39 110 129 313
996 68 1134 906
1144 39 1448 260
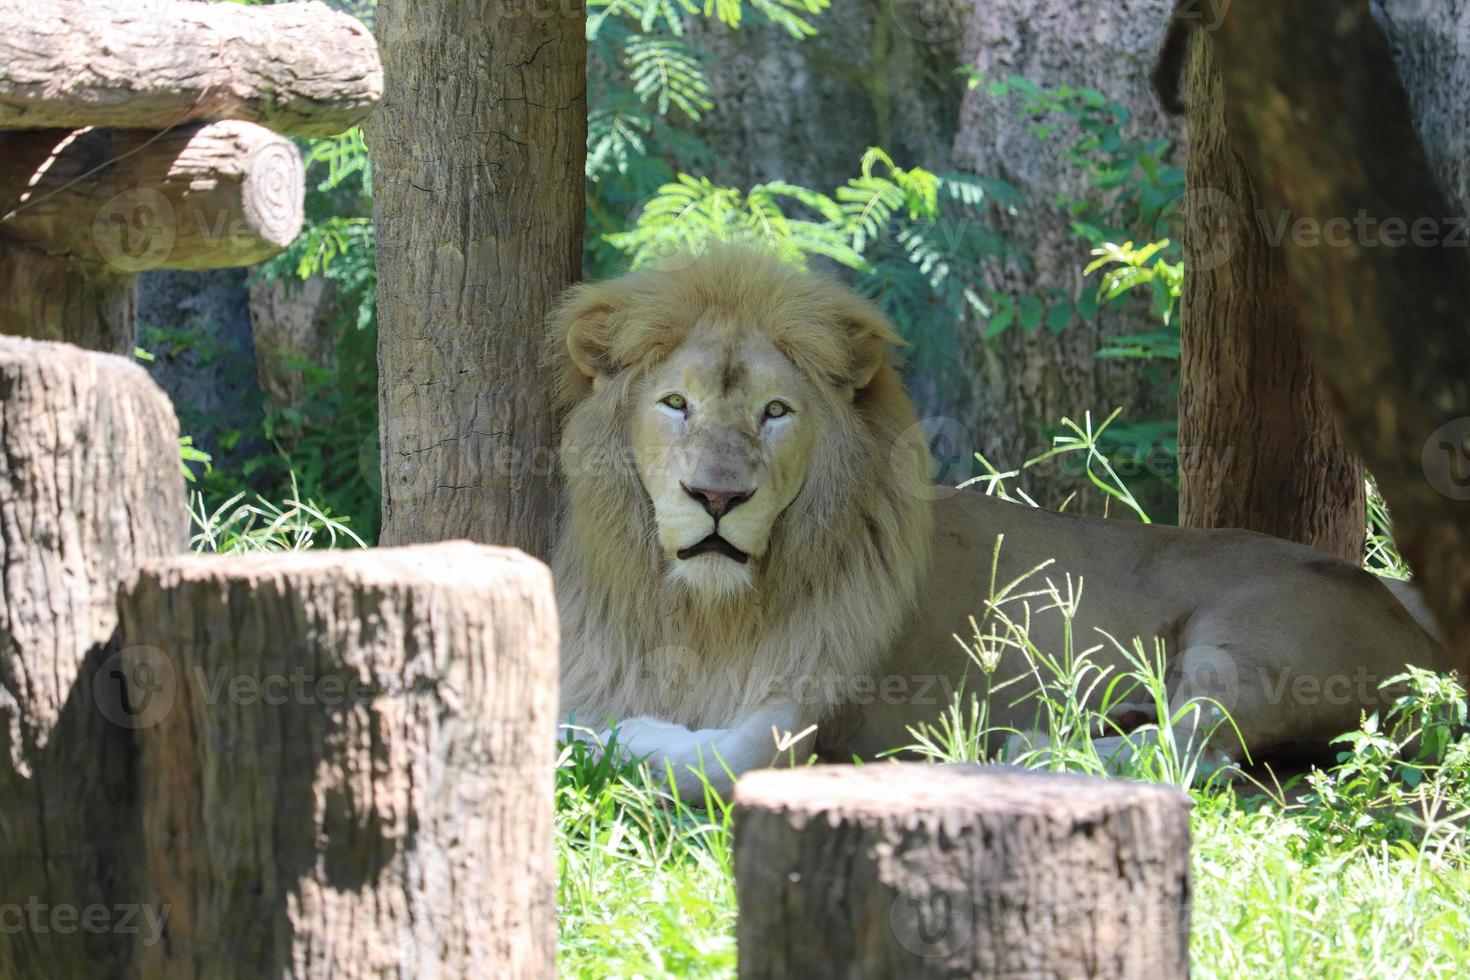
599 716 732 798
601 716 696 762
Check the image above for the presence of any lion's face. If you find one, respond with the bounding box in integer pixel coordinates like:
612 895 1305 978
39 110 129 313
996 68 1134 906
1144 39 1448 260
549 246 932 620
630 325 819 598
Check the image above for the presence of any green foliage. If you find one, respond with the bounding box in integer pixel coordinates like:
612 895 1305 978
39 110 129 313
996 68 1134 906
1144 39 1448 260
585 0 829 277
1365 478 1411 579
962 71 1187 337
189 481 366 553
217 124 382 543
1085 238 1184 332
607 147 1022 389
1298 668 1469 852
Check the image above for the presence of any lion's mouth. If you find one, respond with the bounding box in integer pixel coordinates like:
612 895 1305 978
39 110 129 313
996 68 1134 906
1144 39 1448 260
676 534 749 564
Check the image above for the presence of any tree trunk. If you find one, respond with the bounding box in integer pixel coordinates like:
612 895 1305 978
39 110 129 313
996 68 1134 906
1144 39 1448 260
951 0 1182 516
0 336 187 977
734 765 1192 979
0 0 382 137
1178 30 1366 561
117 543 559 979
1207 0 1470 675
367 0 584 557
0 121 304 273
685 1 966 191
0 240 137 353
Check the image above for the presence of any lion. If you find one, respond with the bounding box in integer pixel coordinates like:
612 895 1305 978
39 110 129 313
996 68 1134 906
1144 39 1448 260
549 245 1445 797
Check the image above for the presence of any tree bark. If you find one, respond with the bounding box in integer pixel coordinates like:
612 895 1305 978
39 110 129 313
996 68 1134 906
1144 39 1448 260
0 239 138 353
0 336 187 977
367 0 584 557
1178 30 1366 561
685 1 966 191
734 765 1192 979
0 0 382 137
1208 0 1470 675
951 0 1183 516
117 543 558 979
0 121 304 273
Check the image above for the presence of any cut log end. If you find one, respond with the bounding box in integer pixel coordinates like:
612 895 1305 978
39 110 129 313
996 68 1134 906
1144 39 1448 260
734 764 1193 980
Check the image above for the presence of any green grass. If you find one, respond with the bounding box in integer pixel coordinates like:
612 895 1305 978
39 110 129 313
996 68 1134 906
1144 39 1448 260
556 662 1470 979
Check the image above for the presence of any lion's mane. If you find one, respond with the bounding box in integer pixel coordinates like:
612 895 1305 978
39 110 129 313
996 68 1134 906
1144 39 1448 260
548 247 935 733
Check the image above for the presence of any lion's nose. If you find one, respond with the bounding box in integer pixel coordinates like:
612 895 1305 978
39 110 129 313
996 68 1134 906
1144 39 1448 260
681 482 754 519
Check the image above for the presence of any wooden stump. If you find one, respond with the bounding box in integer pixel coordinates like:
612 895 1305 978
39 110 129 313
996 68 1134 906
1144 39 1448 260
0 336 187 976
117 543 558 980
734 765 1193 980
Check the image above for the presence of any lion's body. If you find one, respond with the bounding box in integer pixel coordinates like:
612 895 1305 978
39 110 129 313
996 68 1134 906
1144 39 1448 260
549 246 1443 795
829 489 1444 763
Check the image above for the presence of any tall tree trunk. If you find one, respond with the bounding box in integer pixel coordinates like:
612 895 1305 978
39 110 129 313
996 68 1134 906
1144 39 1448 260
368 0 585 556
686 1 965 190
1205 0 1470 675
1178 30 1366 561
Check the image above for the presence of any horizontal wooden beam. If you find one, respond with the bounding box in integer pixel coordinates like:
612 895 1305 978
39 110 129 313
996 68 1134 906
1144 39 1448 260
0 120 304 271
0 0 381 137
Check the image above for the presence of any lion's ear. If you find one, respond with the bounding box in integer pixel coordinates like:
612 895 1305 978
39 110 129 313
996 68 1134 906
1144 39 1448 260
837 296 902 394
549 283 625 400
566 305 617 381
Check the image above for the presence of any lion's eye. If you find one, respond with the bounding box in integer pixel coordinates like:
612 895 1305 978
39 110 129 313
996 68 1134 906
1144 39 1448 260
763 400 791 420
660 393 688 412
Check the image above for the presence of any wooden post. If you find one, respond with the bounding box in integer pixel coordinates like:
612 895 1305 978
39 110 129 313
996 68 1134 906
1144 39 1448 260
0 122 306 271
0 121 305 352
734 765 1192 979
117 543 559 979
0 0 382 355
0 336 187 977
